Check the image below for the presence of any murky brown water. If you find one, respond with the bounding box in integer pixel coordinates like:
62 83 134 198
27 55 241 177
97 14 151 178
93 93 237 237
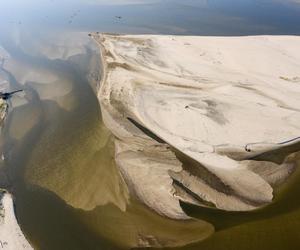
0 32 213 249
0 0 299 249
1 38 299 250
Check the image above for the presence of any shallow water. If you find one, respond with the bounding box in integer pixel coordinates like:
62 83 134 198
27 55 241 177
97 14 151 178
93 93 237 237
0 0 300 249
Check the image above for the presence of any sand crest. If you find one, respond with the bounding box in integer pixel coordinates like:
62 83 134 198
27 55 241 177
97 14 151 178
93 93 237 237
94 33 300 219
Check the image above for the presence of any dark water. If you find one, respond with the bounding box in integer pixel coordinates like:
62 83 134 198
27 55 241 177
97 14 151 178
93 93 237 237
0 0 300 249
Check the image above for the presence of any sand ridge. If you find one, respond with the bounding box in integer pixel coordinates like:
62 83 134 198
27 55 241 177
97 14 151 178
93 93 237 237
94 33 300 219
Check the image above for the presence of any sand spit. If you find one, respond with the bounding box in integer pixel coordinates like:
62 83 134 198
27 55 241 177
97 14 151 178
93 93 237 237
93 33 300 219
0 192 33 250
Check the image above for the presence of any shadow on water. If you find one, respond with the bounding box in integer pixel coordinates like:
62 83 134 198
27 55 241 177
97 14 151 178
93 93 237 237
0 35 213 250
14 185 118 250
0 1 300 248
0 41 122 249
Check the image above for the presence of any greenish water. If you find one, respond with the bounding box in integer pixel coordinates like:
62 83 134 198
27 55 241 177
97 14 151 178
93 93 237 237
0 0 299 249
0 32 213 249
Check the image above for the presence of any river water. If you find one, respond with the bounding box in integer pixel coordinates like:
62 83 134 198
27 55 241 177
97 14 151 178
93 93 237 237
0 0 300 249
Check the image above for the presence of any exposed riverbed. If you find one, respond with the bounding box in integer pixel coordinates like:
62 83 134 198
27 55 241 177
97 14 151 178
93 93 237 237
0 32 214 249
0 0 300 249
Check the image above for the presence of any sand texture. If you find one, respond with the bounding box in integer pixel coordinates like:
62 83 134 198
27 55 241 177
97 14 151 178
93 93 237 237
94 34 300 219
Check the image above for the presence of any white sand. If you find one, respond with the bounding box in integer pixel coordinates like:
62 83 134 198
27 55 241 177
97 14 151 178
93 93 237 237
94 34 300 219
0 192 33 250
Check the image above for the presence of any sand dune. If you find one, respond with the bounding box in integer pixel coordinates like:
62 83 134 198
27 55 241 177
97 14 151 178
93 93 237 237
94 33 300 219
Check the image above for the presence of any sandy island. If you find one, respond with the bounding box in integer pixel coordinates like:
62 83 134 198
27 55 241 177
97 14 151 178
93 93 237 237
93 33 300 219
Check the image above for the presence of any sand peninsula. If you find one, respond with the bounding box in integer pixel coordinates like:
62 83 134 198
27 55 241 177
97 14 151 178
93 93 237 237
93 33 300 219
